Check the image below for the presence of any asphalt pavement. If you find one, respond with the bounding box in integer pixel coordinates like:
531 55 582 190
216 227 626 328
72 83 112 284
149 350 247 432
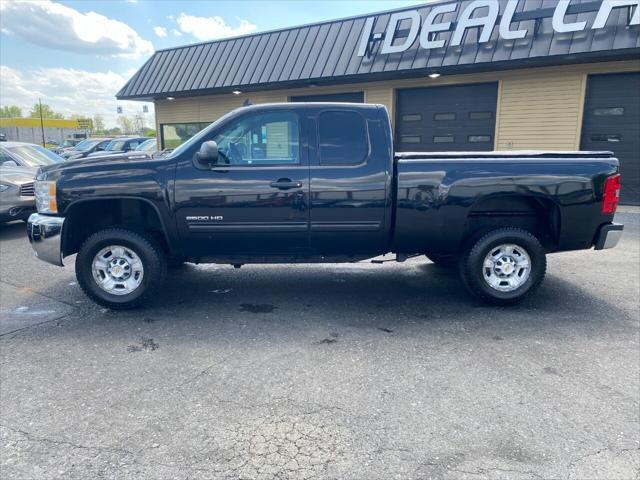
0 212 638 480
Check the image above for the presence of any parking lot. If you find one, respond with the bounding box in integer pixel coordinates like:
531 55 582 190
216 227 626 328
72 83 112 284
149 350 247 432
0 211 638 480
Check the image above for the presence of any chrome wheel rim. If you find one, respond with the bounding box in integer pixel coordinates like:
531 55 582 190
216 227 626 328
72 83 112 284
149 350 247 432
482 243 531 292
92 245 144 295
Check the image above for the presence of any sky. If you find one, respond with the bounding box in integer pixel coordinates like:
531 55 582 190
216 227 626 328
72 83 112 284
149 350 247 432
0 0 426 127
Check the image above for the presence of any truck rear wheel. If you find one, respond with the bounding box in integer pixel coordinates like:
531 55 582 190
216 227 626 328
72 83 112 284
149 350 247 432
76 228 167 310
459 227 546 305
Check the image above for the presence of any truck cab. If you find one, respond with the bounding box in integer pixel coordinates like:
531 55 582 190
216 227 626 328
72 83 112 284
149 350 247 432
172 103 392 260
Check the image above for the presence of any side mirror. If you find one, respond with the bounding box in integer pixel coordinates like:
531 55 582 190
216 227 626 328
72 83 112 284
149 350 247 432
195 140 218 165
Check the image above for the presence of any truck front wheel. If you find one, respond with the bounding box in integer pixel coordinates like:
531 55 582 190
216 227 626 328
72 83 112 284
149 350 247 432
76 228 167 310
459 227 546 305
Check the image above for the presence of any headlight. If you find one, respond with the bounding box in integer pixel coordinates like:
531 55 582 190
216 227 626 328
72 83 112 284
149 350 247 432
35 181 58 214
0 183 10 193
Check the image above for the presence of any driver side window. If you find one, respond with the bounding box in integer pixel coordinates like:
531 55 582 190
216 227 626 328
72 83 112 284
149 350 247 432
213 111 300 166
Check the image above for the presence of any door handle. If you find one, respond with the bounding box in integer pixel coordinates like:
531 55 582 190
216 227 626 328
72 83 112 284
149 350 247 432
270 179 302 190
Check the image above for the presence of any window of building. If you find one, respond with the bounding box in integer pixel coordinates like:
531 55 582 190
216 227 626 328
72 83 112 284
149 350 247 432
433 135 455 143
591 134 622 142
434 113 456 121
468 135 492 143
213 112 300 165
469 111 493 120
318 111 368 165
401 114 422 122
594 107 624 116
161 122 210 150
401 135 422 143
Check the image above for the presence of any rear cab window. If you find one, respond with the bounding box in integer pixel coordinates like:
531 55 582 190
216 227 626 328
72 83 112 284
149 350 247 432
318 111 368 166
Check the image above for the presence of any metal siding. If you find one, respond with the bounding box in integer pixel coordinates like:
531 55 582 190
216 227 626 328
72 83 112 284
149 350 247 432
221 38 246 86
288 26 321 81
249 32 280 85
207 42 235 88
312 22 342 79
259 32 288 84
239 34 270 85
118 0 640 99
278 28 308 82
299 24 331 80
191 43 218 91
322 20 355 77
230 36 260 86
362 14 392 74
162 47 190 93
174 45 202 92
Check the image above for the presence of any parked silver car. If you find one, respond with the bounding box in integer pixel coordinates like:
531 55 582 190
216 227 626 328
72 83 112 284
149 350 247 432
0 142 64 223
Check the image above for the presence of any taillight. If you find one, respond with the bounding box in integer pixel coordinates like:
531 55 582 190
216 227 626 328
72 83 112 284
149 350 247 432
602 174 621 215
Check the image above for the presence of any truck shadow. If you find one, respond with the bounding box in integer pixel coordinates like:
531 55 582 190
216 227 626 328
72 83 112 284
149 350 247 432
0 221 27 241
120 260 634 335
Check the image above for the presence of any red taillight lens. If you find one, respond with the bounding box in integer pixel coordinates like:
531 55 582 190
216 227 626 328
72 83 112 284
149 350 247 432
602 174 621 214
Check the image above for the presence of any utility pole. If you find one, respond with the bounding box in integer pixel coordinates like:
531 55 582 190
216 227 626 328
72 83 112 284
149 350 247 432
38 98 45 147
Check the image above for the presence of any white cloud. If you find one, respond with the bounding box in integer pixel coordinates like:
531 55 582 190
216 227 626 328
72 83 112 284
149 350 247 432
0 0 154 58
172 29 183 37
154 26 168 38
0 65 153 127
176 13 256 41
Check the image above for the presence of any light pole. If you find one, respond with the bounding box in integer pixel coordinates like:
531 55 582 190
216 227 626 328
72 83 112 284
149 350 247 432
38 98 45 147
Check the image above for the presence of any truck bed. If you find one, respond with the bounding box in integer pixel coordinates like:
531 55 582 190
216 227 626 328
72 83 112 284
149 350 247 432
392 150 619 255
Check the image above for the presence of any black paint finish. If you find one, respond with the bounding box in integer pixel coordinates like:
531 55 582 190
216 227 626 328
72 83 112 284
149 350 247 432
40 103 620 263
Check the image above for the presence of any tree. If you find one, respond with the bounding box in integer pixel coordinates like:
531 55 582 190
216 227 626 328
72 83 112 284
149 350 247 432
104 127 122 136
117 115 134 135
143 128 156 137
28 103 64 119
93 115 105 134
0 105 22 118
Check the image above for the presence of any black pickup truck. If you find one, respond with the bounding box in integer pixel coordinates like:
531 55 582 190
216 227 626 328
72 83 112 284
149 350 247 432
27 103 623 309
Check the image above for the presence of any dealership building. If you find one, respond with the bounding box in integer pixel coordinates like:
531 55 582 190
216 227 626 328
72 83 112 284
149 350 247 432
118 0 640 204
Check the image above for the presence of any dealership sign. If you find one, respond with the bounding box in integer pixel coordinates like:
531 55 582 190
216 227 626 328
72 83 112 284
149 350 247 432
357 0 640 57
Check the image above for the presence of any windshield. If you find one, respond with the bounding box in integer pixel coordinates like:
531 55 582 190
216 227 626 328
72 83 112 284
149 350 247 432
8 145 64 166
168 109 239 159
76 139 101 152
106 140 126 151
137 138 156 152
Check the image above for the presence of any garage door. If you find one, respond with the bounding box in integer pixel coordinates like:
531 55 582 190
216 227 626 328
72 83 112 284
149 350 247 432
581 72 640 205
396 83 498 152
290 92 364 103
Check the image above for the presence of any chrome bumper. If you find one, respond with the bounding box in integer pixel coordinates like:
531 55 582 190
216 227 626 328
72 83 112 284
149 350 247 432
27 213 65 266
594 222 624 250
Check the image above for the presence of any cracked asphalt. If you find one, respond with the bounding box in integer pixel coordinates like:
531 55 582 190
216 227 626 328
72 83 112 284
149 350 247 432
1 210 639 480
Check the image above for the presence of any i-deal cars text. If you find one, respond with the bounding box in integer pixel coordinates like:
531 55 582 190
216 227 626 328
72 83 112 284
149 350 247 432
27 103 623 309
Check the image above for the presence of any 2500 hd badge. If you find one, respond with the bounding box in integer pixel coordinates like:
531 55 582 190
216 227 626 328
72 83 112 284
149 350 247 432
186 216 224 221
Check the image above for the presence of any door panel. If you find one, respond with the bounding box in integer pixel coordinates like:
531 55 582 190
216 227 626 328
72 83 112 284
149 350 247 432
581 72 640 205
309 107 391 255
395 83 498 152
173 110 310 256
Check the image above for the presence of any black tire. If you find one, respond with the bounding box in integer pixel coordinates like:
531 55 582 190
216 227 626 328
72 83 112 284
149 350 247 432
75 228 167 310
459 227 546 305
425 253 457 268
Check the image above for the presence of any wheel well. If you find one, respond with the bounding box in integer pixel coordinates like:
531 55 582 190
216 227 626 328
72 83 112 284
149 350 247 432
463 195 559 251
62 199 170 257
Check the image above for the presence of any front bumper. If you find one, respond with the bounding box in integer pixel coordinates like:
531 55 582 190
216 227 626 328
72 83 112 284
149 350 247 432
27 213 65 266
594 222 624 250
